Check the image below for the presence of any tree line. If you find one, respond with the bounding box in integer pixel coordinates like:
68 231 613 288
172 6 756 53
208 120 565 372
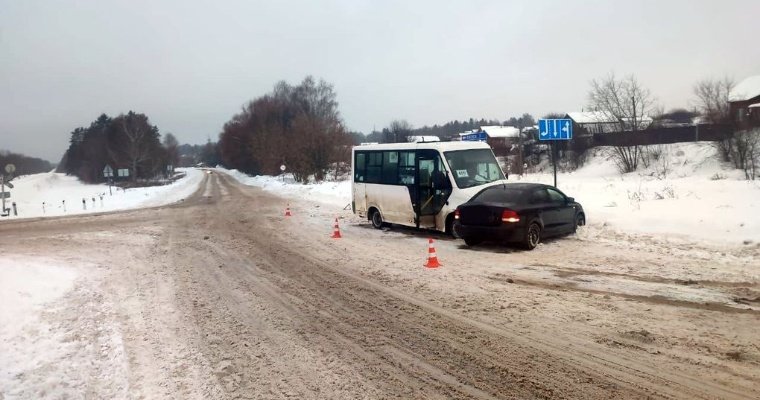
54 73 757 184
363 117 532 144
0 151 54 177
218 76 352 182
59 112 178 183
177 141 221 168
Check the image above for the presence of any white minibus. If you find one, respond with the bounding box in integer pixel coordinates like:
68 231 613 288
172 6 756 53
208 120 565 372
352 141 507 235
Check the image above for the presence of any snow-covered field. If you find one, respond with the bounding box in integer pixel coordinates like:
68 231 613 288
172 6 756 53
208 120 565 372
1 168 204 220
223 142 760 245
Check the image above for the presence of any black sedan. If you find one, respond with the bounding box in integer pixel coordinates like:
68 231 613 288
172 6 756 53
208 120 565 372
454 183 585 250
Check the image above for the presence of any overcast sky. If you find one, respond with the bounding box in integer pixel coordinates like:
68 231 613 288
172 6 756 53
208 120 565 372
1 0 758 162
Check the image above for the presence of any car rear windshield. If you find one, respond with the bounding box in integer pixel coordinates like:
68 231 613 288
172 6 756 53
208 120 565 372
471 186 524 203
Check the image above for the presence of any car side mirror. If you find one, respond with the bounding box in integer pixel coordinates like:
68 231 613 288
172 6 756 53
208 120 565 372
566 197 575 203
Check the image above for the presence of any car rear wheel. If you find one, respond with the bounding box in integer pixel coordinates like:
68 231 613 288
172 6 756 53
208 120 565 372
523 222 541 250
463 236 482 247
371 209 384 229
446 215 461 239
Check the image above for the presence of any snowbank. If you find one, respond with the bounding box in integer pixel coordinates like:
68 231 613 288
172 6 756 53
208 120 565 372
219 142 760 245
0 257 79 397
1 168 204 220
519 143 760 244
222 169 351 209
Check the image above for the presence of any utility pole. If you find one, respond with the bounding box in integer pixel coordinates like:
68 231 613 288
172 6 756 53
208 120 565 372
552 142 558 188
1 175 5 215
518 122 524 176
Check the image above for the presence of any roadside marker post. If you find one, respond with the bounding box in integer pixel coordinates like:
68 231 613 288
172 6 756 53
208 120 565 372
62 200 66 213
103 165 114 195
12 202 17 216
42 201 46 214
0 175 8 216
82 198 86 210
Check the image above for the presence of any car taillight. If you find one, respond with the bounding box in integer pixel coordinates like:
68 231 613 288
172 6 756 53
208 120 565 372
454 208 460 219
501 209 520 223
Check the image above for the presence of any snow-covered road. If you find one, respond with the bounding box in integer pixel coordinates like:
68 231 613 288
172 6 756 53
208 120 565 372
1 170 757 399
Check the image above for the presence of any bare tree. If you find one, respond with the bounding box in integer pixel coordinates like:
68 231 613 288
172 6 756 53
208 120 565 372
693 77 734 124
693 77 735 162
731 128 760 180
387 120 413 143
117 112 160 181
588 73 655 173
218 76 350 182
162 133 180 173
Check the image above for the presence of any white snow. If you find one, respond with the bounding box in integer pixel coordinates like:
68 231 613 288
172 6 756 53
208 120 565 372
407 136 440 142
566 111 616 124
0 256 131 399
519 143 760 244
221 142 760 245
481 125 520 138
0 257 78 397
729 75 760 102
1 168 203 220
223 169 351 209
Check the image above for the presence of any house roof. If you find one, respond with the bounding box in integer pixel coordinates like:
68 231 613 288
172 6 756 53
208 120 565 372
566 111 653 124
566 111 617 124
730 75 760 102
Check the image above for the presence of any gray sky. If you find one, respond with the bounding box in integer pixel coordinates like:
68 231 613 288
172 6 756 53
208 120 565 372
2 0 759 162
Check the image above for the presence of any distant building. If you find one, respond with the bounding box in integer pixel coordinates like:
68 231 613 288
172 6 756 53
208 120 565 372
459 126 520 156
565 111 653 135
729 75 760 130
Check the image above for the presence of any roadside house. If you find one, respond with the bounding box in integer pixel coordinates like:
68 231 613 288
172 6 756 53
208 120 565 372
729 75 760 131
566 111 653 135
458 126 520 155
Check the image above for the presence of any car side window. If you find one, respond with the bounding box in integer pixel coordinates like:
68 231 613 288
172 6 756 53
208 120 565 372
529 189 550 203
546 188 566 203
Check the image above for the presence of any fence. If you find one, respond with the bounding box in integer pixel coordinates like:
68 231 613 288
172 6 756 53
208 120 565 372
584 124 733 147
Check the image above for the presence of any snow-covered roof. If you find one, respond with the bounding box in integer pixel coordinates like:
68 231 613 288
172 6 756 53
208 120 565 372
621 116 654 124
566 112 653 125
480 126 519 138
748 102 760 109
566 111 617 124
407 136 440 143
730 75 760 102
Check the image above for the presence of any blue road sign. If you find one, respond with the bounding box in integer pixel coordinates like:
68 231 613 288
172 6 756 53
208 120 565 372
538 119 573 141
461 131 487 142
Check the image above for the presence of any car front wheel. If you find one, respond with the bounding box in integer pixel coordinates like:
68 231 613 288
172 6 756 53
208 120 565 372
523 222 541 250
574 213 585 233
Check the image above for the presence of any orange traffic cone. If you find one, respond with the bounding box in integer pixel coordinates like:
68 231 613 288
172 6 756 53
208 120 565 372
424 238 441 268
331 217 342 238
285 204 292 217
